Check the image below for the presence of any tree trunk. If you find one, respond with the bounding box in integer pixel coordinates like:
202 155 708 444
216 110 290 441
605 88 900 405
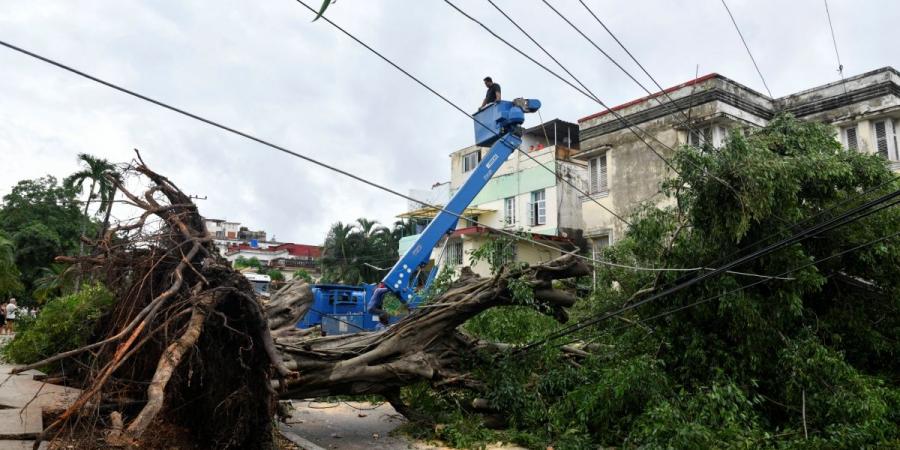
23 160 588 448
74 179 95 293
266 258 589 400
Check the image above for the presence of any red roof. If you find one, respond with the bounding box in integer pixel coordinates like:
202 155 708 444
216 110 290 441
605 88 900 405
272 243 322 258
225 242 322 258
451 226 573 244
578 73 719 123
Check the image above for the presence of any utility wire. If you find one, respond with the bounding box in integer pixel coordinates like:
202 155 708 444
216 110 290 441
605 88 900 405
554 228 900 352
517 187 900 353
720 0 774 97
289 0 790 279
445 0 749 228
575 0 713 146
823 0 849 95
443 0 681 174
0 38 697 275
292 2 637 231
696 174 900 280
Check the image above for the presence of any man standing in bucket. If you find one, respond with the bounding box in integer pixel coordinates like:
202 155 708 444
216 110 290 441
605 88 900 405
480 76 501 110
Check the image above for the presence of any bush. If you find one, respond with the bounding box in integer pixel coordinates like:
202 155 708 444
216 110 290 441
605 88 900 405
4 284 114 366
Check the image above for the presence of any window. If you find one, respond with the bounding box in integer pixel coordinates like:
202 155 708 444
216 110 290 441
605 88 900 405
463 151 481 172
689 125 727 148
589 153 608 194
592 234 610 259
689 126 712 148
873 119 899 161
843 125 859 151
447 240 463 266
503 197 516 225
528 189 546 226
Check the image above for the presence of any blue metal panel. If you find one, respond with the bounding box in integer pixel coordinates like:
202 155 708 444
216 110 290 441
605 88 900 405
474 101 525 146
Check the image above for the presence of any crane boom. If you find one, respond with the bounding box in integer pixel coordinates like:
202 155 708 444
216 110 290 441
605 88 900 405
382 98 541 306
299 99 540 335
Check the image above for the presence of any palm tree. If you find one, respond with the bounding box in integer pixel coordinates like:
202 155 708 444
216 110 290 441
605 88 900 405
32 264 76 303
321 222 360 283
392 219 419 242
321 219 403 284
0 234 23 298
64 153 118 290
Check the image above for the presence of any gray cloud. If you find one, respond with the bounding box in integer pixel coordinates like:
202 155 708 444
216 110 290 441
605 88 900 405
1 0 897 245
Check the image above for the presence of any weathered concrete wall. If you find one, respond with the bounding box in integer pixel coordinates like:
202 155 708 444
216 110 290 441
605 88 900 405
455 233 563 278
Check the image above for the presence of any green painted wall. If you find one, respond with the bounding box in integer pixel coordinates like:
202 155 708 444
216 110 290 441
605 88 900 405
471 161 557 205
398 234 421 256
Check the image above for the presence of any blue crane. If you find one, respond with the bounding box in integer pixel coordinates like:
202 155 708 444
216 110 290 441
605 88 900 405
298 98 541 334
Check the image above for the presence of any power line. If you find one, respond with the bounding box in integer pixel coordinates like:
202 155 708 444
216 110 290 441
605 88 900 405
287 0 792 279
517 187 900 353
720 0 774 97
556 228 900 352
0 38 698 275
823 0 848 95
443 0 681 174
445 0 749 225
291 2 637 232
575 0 714 146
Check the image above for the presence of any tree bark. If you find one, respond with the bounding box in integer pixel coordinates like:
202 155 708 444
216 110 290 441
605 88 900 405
265 258 589 400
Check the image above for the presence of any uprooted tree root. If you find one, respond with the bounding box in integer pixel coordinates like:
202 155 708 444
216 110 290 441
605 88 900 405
17 156 590 449
14 157 287 449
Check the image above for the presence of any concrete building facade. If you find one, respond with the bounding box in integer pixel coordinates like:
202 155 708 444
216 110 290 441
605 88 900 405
576 67 900 258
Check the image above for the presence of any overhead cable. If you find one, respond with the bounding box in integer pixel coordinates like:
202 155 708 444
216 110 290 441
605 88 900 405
719 0 774 97
0 38 696 274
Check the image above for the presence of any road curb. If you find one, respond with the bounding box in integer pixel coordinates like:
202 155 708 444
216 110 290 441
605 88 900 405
277 423 327 450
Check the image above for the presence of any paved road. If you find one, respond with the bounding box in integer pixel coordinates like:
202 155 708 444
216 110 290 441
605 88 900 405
281 401 527 450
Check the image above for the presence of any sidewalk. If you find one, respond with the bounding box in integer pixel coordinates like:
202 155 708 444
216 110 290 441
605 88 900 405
0 364 80 450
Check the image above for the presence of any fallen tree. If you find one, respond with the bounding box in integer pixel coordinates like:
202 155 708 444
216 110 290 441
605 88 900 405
15 156 588 449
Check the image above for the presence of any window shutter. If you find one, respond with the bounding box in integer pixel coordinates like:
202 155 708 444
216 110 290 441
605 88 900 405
589 158 598 193
888 120 899 161
875 121 889 158
846 126 858 151
599 153 608 191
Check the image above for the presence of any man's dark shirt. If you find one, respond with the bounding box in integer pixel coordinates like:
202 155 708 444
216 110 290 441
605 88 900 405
484 83 501 105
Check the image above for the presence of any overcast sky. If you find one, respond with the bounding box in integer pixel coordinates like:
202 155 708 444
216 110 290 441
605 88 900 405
1 0 897 244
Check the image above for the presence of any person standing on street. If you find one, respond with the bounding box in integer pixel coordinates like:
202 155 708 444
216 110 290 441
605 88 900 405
5 299 18 334
479 76 501 111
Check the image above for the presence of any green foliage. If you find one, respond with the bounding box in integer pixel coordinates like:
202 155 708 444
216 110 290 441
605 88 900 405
31 264 76 303
0 234 23 297
291 268 313 283
12 222 63 290
0 176 83 248
400 115 900 448
320 218 402 284
467 235 520 276
266 269 285 282
234 256 262 269
631 382 763 449
0 176 88 297
4 284 114 367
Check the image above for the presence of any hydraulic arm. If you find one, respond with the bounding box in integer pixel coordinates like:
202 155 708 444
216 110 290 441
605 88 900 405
382 98 541 306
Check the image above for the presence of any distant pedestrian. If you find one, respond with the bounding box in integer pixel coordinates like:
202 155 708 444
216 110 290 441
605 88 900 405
0 302 6 335
5 299 18 334
479 76 501 111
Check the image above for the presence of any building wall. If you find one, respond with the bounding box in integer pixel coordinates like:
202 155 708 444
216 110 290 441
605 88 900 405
447 145 585 237
447 233 564 278
578 67 900 247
